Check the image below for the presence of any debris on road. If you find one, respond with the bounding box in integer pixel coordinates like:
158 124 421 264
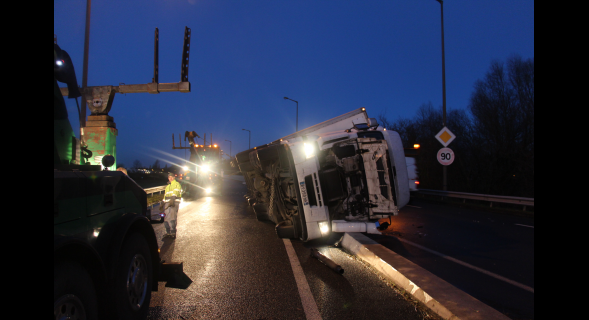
310 248 344 275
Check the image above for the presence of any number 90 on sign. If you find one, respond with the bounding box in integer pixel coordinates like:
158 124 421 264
437 148 455 166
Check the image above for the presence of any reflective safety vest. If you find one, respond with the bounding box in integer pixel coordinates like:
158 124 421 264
164 180 182 200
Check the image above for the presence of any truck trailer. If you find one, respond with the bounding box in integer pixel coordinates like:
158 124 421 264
235 108 409 241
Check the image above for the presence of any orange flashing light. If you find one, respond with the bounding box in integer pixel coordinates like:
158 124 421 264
214 144 218 148
415 181 420 185
413 144 420 149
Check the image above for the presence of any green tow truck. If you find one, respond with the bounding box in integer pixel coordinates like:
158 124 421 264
54 43 191 320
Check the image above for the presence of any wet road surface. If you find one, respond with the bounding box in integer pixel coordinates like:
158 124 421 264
147 178 437 320
367 199 534 320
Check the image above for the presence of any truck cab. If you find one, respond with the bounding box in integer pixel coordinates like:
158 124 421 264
235 108 409 241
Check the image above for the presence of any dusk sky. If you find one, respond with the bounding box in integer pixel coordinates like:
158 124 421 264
54 0 534 169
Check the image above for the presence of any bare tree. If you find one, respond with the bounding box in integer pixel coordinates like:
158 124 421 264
468 55 534 197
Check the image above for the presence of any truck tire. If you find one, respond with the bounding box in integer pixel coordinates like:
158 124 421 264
54 260 98 320
113 232 153 320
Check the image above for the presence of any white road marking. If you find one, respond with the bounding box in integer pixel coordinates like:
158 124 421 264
395 237 535 294
283 239 322 320
515 224 534 228
405 205 422 208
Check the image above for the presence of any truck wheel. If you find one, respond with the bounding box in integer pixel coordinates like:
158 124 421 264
113 232 153 320
54 261 98 320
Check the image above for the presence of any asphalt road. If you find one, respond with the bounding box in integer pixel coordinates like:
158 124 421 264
367 200 535 320
147 178 437 320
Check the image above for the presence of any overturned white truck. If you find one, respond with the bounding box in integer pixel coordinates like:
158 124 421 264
235 108 409 241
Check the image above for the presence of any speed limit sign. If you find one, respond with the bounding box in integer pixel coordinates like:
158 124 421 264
437 148 455 166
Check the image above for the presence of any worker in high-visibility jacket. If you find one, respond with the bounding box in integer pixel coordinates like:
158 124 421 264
163 173 182 239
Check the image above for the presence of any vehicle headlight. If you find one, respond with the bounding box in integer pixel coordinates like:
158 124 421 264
318 221 330 236
202 165 210 173
205 188 212 194
304 143 315 159
183 166 188 172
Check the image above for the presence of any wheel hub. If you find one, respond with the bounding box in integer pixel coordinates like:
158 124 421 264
54 294 86 320
126 254 148 311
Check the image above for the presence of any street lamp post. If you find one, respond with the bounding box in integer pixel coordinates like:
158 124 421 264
225 139 232 158
435 0 448 191
242 129 251 150
284 97 299 132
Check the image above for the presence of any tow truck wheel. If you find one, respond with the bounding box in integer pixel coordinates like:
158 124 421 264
113 232 153 320
54 261 98 320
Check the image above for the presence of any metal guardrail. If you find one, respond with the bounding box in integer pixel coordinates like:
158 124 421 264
418 189 534 211
143 186 166 196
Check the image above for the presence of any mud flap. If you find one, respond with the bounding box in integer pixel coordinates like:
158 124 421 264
159 262 192 289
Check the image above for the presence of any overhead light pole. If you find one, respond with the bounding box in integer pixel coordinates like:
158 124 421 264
242 129 251 150
225 139 232 158
435 0 448 191
284 97 299 132
81 0 92 131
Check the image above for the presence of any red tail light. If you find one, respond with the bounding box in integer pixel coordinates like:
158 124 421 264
415 181 420 185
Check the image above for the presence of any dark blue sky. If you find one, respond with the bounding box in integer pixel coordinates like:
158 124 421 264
54 0 534 169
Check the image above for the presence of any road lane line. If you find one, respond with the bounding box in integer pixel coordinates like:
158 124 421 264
515 224 534 228
394 237 535 294
283 239 322 320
